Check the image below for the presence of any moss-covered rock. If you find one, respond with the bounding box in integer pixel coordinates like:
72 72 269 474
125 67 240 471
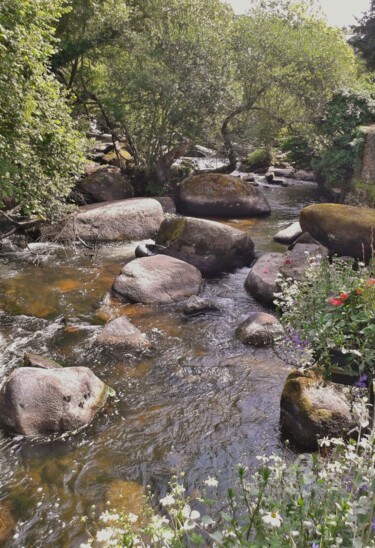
280 369 357 449
102 148 134 167
177 173 271 217
244 148 273 171
300 203 375 260
156 215 254 276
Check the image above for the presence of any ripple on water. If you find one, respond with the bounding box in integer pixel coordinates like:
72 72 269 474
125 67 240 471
0 182 318 546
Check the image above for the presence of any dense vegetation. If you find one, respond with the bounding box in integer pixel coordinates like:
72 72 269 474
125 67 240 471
2 0 372 217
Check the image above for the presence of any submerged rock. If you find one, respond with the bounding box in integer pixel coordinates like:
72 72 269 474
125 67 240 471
41 198 164 243
156 215 254 276
0 501 15 544
183 296 219 315
0 367 112 437
177 173 271 217
236 312 283 347
300 203 375 260
97 316 150 351
280 369 357 449
112 255 202 304
245 252 284 306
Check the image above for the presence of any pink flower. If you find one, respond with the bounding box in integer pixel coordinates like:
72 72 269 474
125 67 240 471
366 278 375 287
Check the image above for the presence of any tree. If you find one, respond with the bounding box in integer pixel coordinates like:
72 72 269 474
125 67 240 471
0 0 86 217
350 1 375 71
54 0 234 186
220 0 357 168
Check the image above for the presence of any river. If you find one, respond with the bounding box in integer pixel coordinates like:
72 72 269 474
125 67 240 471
0 177 320 546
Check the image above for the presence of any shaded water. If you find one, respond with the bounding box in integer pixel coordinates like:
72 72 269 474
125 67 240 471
0 179 320 546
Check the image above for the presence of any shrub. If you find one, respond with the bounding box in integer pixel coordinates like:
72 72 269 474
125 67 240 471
83 423 375 547
244 148 273 171
274 256 375 377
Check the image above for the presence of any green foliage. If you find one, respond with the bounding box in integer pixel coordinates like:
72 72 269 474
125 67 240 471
280 134 314 169
224 0 356 153
0 0 86 217
244 148 273 170
281 84 375 188
87 429 375 546
275 256 375 377
350 2 375 71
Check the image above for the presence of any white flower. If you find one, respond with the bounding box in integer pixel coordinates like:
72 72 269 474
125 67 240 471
160 494 175 507
204 476 218 488
181 504 200 521
101 512 120 523
127 513 138 524
262 511 283 528
96 528 115 542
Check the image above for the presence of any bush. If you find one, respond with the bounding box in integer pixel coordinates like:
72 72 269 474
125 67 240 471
244 148 273 171
274 256 375 377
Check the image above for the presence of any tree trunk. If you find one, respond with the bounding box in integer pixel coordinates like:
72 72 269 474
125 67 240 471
221 104 248 171
154 138 192 186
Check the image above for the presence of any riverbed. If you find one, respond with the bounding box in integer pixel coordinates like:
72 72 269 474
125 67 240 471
0 179 320 546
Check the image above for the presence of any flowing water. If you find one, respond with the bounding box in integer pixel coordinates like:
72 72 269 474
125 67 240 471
0 178 320 546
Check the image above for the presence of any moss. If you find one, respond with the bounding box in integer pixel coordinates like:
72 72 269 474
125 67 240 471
349 180 375 207
302 203 375 225
281 370 334 422
244 148 273 170
0 501 15 543
181 173 250 198
103 149 133 163
156 216 187 245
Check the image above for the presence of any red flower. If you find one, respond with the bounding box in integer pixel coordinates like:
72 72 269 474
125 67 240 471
328 297 344 307
355 289 362 295
366 278 375 287
339 292 348 301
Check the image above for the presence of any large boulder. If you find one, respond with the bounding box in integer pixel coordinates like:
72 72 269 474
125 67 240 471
280 369 357 449
236 312 283 347
41 198 164 243
279 243 328 282
155 215 254 276
0 367 112 436
177 173 271 217
74 166 133 204
245 252 284 306
112 255 202 304
300 204 375 260
97 316 150 351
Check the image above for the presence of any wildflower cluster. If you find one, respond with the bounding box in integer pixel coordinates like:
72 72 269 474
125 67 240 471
82 428 375 547
274 256 375 376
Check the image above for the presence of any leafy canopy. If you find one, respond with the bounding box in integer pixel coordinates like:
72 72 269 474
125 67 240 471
0 0 86 217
